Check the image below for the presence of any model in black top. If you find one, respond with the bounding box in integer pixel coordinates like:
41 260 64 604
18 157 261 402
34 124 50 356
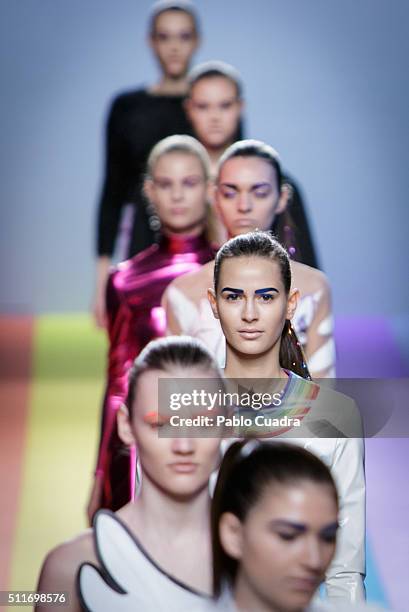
93 1 200 327
185 61 320 269
97 90 193 258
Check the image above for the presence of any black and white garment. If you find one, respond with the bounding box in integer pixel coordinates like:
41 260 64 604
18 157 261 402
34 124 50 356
77 510 213 612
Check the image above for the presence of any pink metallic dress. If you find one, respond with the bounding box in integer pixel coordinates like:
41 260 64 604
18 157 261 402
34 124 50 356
96 232 214 510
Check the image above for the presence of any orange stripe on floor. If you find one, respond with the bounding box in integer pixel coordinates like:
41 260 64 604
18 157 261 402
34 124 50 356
0 316 34 590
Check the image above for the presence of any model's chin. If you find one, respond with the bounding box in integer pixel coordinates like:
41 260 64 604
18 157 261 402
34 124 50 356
202 134 231 150
281 589 315 610
230 339 268 355
164 64 188 79
208 134 228 144
164 219 195 232
230 225 257 236
163 479 207 501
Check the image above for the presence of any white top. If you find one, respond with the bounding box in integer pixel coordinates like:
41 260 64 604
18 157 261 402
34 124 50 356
78 510 212 612
220 371 366 602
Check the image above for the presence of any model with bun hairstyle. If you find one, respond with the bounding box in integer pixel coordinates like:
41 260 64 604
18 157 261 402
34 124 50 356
212 441 380 612
207 230 365 603
37 337 222 612
163 139 334 378
88 135 215 520
93 0 200 328
185 61 319 267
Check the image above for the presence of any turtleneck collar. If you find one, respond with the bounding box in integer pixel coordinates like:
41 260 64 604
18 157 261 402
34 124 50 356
158 232 209 254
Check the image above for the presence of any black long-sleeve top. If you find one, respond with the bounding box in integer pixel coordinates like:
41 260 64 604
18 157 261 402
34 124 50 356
97 89 192 258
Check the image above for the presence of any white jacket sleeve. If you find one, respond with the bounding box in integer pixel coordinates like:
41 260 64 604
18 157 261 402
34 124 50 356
325 436 366 601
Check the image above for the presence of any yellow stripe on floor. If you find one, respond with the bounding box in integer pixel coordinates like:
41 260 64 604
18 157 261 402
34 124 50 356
9 314 107 592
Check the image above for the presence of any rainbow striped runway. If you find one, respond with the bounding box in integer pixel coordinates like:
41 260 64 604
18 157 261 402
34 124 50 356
0 315 106 600
0 314 408 610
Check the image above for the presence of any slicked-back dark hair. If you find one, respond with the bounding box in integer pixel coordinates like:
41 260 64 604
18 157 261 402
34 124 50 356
188 60 243 99
125 336 221 416
211 440 338 596
214 231 310 379
217 139 282 190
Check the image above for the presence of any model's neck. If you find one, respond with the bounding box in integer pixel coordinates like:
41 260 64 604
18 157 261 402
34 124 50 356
162 222 204 238
205 143 233 177
131 477 211 537
224 343 284 380
151 75 189 96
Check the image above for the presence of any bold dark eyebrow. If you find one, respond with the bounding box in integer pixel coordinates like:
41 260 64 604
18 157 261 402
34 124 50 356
268 520 339 533
219 181 272 191
268 520 306 532
255 287 279 295
219 183 239 190
221 287 244 294
319 522 339 536
250 182 273 190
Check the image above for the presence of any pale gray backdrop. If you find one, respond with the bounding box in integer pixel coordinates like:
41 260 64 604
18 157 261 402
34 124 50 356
1 0 408 315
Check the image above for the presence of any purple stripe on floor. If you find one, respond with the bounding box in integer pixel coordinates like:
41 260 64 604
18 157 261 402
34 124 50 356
335 316 409 610
365 438 409 610
335 316 409 377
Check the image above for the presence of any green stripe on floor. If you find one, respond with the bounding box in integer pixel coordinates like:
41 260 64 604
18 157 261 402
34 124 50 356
34 313 107 379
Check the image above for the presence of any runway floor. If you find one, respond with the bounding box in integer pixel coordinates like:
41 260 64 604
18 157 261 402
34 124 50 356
0 313 408 610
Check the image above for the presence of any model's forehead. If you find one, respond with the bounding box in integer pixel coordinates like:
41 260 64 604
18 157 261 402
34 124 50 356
154 10 195 32
133 366 220 411
153 151 203 175
219 256 282 284
219 157 275 185
250 481 338 525
191 76 237 100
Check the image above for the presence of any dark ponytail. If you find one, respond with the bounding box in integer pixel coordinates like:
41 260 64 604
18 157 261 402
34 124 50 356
214 231 311 379
280 319 310 379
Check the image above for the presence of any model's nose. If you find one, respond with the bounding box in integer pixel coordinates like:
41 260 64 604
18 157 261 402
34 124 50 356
242 297 258 322
237 192 252 213
171 436 195 454
303 536 325 572
171 184 183 201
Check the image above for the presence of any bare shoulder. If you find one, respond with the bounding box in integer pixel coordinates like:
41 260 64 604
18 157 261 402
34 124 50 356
291 261 330 295
167 260 215 300
36 530 96 612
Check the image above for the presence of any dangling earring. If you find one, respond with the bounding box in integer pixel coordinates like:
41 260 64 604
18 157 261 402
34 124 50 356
146 200 161 234
284 224 297 258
